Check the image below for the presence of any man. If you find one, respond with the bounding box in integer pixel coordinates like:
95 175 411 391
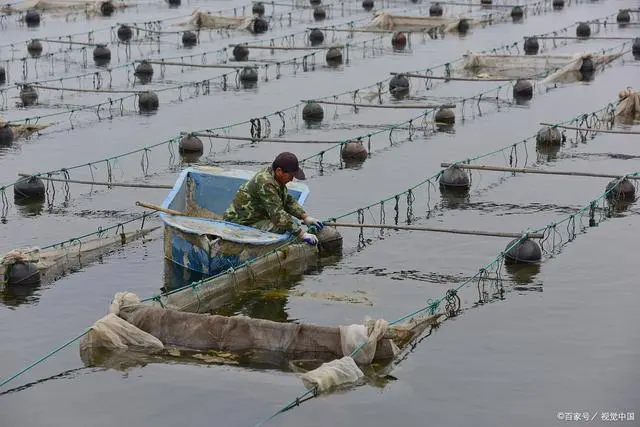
223 152 324 245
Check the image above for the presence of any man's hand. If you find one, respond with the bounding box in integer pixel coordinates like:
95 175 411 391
298 231 318 246
303 215 324 230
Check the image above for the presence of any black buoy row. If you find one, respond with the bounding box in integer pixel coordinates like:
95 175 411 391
182 31 198 47
391 32 407 51
20 85 38 107
316 226 343 256
579 56 595 81
576 22 591 38
435 107 455 130
325 47 342 67
117 24 133 43
633 38 640 60
15 176 45 200
457 18 470 34
93 44 111 67
135 60 154 84
252 17 268 34
513 79 533 102
24 9 40 27
606 178 636 202
310 0 321 5
504 237 541 265
429 2 443 16
6 261 41 286
523 37 539 55
252 2 265 17
0 124 14 146
302 102 324 125
239 67 259 88
27 39 43 58
616 9 630 24
439 165 470 190
389 74 409 99
362 0 374 11
167 0 181 8
179 133 204 155
233 45 250 61
511 6 523 22
138 91 159 113
536 126 562 146
100 1 115 16
313 6 326 21
340 140 368 164
309 28 324 46
552 0 564 10
0 66 6 85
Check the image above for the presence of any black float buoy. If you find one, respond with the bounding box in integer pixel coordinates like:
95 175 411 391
552 0 564 9
93 44 111 66
309 28 324 46
429 2 443 16
439 165 470 190
605 178 635 202
362 0 374 11
313 7 326 21
389 74 409 99
24 9 40 27
0 124 14 146
391 32 407 51
457 18 470 34
100 1 115 16
480 0 492 4
27 39 43 58
579 56 595 81
325 47 342 67
167 0 181 7
511 6 524 22
134 60 153 84
504 237 542 265
6 261 41 286
435 107 455 130
0 66 5 85
576 22 591 38
182 31 198 47
341 140 368 164
232 45 249 61
179 133 203 155
316 226 343 256
513 79 533 101
252 17 268 34
536 126 562 145
14 176 45 200
252 2 265 17
302 102 324 124
239 67 259 88
616 9 631 24
138 91 159 113
633 38 640 60
19 85 38 107
310 0 321 5
523 36 539 55
117 24 133 43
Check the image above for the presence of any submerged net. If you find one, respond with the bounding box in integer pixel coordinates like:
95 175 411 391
173 9 255 31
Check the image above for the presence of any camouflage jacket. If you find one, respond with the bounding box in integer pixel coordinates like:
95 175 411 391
223 167 306 234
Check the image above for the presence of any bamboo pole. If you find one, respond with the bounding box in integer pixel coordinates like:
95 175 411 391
229 44 344 50
323 221 544 239
434 1 529 7
440 163 640 180
30 84 141 94
539 122 640 135
18 173 172 189
390 72 522 82
529 36 637 40
140 60 259 69
184 132 342 144
136 201 186 216
37 39 99 47
302 99 456 109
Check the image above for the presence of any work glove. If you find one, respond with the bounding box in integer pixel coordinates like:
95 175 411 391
303 216 324 230
299 232 318 246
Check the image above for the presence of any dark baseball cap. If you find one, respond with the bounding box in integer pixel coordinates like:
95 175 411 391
272 152 306 180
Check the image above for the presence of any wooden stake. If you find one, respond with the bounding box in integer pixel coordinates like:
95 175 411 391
390 72 523 82
539 122 640 135
323 221 543 239
302 99 456 109
184 132 342 144
140 60 259 69
136 201 186 216
440 163 640 180
18 173 172 189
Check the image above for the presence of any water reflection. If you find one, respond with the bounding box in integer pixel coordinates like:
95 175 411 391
505 262 543 291
0 282 42 308
440 186 470 209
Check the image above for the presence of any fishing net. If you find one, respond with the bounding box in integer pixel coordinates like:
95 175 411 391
615 88 640 121
174 9 255 31
0 117 50 140
81 292 441 390
365 11 469 33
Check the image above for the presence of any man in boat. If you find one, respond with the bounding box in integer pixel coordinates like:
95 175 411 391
223 152 324 245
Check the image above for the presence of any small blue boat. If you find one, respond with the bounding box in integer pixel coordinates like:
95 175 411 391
160 166 310 277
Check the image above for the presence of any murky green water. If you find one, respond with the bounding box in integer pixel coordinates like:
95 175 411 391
1 0 639 425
